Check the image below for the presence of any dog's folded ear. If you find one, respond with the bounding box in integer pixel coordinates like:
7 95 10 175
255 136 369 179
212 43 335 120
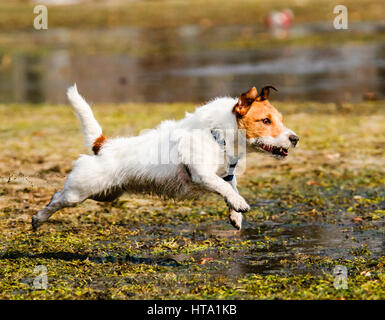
256 85 278 101
233 87 258 117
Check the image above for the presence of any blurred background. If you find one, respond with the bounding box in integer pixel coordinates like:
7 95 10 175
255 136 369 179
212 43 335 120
1 1 385 299
0 0 383 104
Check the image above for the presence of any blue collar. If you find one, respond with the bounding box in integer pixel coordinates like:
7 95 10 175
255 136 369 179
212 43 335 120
211 129 239 182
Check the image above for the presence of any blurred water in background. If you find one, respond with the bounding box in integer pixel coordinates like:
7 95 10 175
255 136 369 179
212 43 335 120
0 22 384 104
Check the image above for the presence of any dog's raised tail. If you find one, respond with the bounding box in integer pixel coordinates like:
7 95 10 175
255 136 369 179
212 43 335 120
67 84 106 155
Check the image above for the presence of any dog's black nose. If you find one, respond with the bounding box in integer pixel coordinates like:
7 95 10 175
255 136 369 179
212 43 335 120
289 135 299 147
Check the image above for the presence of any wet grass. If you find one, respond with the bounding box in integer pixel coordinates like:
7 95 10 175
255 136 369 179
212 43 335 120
0 100 385 299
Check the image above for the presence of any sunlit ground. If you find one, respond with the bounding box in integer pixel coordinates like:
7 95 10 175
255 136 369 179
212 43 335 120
1 0 384 300
0 100 384 299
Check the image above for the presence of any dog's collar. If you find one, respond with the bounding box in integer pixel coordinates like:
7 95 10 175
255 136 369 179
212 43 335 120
211 129 239 182
222 159 238 181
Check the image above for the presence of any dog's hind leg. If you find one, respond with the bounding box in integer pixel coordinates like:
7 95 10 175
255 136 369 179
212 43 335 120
32 188 86 231
32 154 117 230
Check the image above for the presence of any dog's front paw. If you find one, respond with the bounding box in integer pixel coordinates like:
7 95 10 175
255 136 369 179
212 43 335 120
229 210 243 230
226 194 250 213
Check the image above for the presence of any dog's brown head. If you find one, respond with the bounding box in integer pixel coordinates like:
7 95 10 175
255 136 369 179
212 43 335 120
233 86 299 159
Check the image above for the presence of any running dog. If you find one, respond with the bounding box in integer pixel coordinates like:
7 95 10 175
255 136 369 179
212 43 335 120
32 84 298 231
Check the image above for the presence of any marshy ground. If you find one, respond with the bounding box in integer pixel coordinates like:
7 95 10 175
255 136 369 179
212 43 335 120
1 0 384 300
0 100 384 299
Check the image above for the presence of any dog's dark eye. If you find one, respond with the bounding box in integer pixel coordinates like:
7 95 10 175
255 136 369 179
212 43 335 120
261 118 271 125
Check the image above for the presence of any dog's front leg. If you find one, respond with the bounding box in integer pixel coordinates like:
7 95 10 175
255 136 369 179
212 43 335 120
189 167 250 213
227 176 243 230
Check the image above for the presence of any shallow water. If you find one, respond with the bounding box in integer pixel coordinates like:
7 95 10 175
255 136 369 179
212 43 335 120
170 185 385 277
1 23 384 104
238 221 384 275
181 218 384 277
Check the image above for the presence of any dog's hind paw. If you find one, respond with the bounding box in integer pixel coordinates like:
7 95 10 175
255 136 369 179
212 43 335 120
229 210 243 230
31 215 42 231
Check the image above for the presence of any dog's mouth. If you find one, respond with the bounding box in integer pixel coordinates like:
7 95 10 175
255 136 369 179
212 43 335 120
258 143 289 157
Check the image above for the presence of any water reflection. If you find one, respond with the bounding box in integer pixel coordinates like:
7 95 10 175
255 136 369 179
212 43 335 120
234 220 385 276
196 213 385 276
1 27 384 104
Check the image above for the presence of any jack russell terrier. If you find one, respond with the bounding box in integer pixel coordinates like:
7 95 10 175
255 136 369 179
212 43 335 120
32 84 298 231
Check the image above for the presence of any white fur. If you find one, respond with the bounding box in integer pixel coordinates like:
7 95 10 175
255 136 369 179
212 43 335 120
32 85 297 230
67 84 103 148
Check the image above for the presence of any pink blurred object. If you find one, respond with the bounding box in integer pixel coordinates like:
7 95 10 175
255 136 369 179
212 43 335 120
264 9 294 38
